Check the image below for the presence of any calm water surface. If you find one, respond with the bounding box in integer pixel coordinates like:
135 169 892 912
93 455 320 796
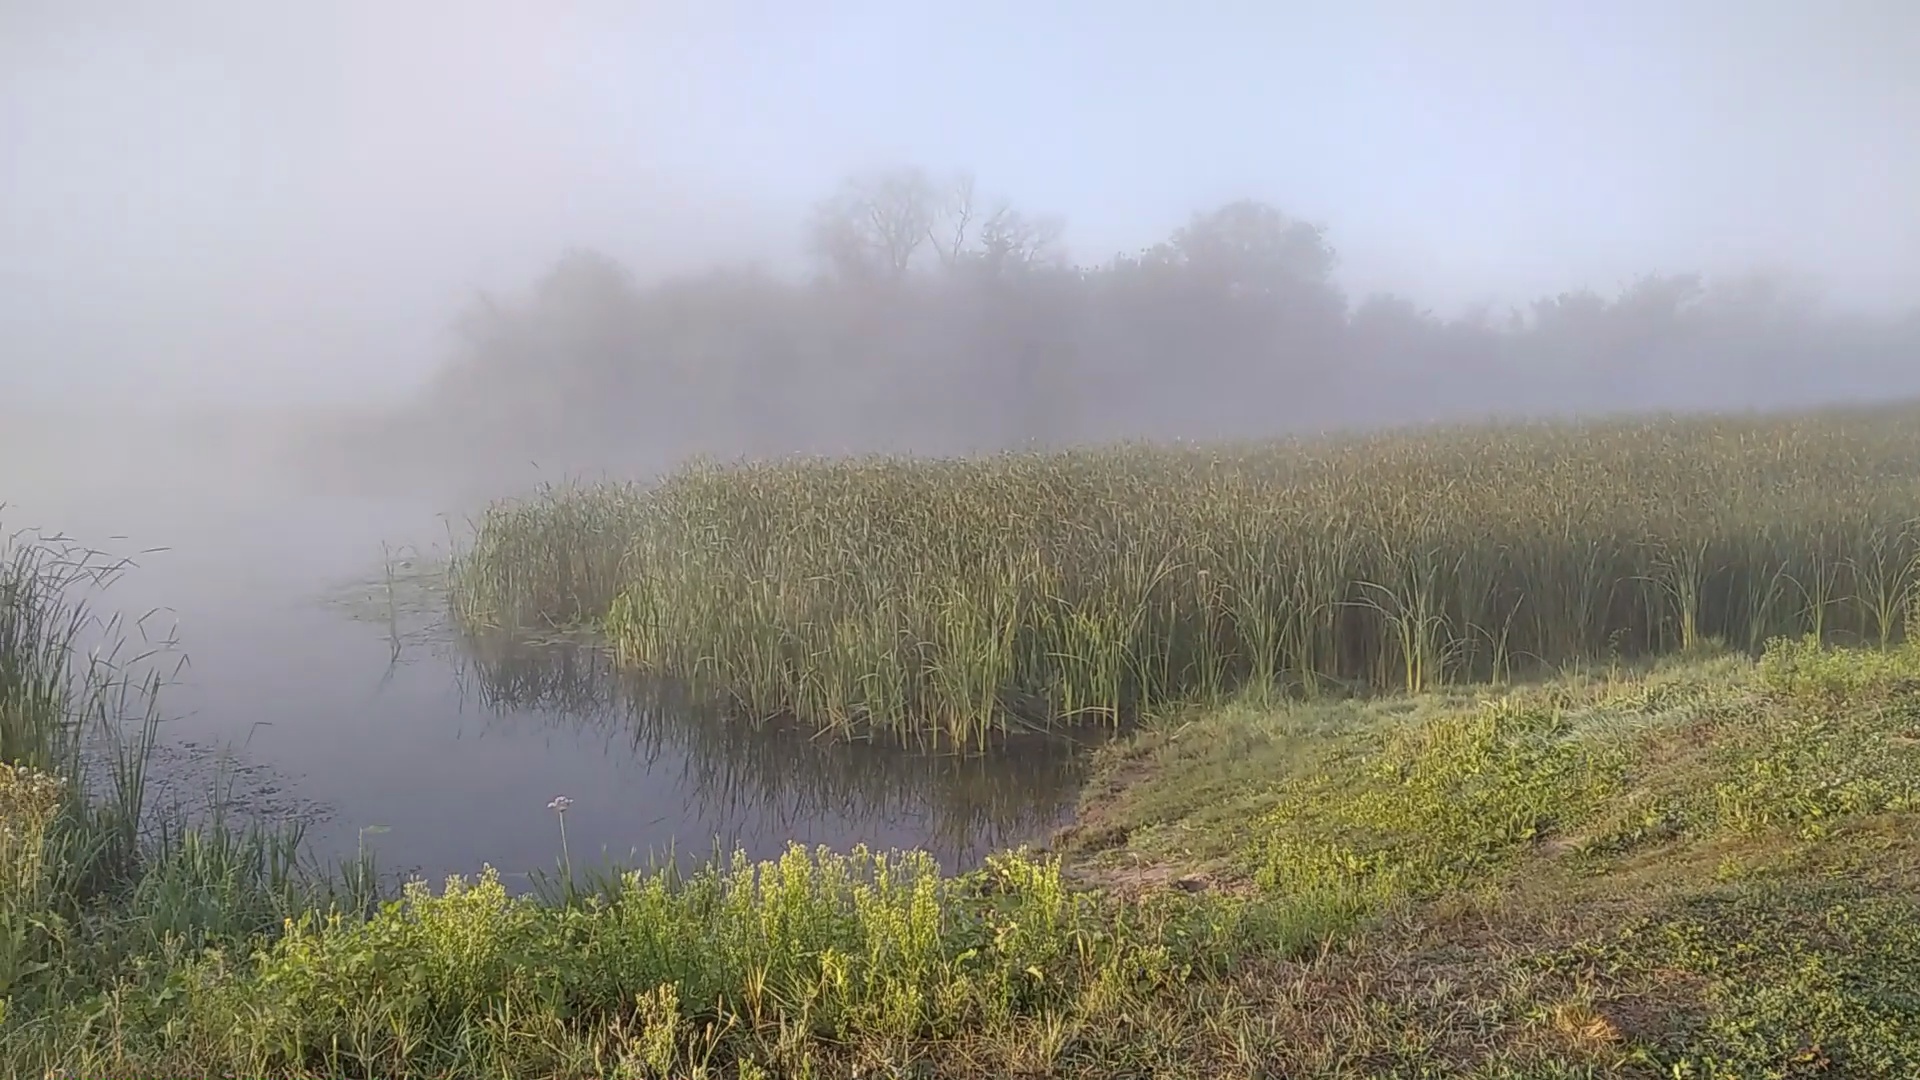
5 461 1090 887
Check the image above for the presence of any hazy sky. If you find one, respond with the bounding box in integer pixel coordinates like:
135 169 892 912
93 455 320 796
4 0 1916 407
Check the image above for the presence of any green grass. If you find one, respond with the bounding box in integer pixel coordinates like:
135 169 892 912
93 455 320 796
1043 637 1920 1077
22 402 1920 1075
448 479 652 632
15 619 1920 1075
451 404 1920 747
27 846 1289 1079
0 530 120 771
0 527 382 1057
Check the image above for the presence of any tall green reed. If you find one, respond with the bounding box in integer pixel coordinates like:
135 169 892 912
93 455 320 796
450 405 1920 746
448 479 652 631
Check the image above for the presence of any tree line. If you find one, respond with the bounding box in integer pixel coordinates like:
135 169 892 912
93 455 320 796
383 166 1920 477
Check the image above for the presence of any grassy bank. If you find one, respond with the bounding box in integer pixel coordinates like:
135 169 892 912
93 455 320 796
0 528 1277 1077
13 587 1920 1073
453 405 1920 746
1047 636 1920 1076
0 529 380 1063
17 401 1920 1075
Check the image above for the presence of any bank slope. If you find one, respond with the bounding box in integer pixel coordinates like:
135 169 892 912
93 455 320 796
1055 637 1920 1077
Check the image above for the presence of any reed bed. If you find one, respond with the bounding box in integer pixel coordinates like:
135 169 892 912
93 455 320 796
448 479 653 631
450 405 1920 747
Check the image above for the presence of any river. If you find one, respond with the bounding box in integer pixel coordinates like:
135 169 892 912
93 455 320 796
3 434 1088 889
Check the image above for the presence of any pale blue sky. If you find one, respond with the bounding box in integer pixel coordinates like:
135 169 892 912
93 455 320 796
3 0 1916 405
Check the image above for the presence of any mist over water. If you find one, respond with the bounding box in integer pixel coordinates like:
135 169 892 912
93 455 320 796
3 448 1087 884
4 3 1917 880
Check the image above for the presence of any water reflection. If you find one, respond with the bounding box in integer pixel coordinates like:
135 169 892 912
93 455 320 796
451 633 1099 872
0 477 1100 888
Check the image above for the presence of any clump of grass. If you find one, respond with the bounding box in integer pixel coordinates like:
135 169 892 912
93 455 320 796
452 405 1920 747
0 762 64 1007
0 526 158 900
0 529 129 771
0 526 383 1040
448 479 652 631
10 841 1281 1078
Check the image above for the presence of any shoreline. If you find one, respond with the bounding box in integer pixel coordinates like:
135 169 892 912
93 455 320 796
11 614 1920 1074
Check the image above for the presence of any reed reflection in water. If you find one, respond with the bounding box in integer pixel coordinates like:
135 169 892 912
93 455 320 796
452 633 1102 871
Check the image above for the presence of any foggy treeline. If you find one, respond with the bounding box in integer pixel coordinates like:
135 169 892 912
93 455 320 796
341 166 1920 484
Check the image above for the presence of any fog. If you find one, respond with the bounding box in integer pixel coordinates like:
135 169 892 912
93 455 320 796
4 0 1920 883
4 0 1919 488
